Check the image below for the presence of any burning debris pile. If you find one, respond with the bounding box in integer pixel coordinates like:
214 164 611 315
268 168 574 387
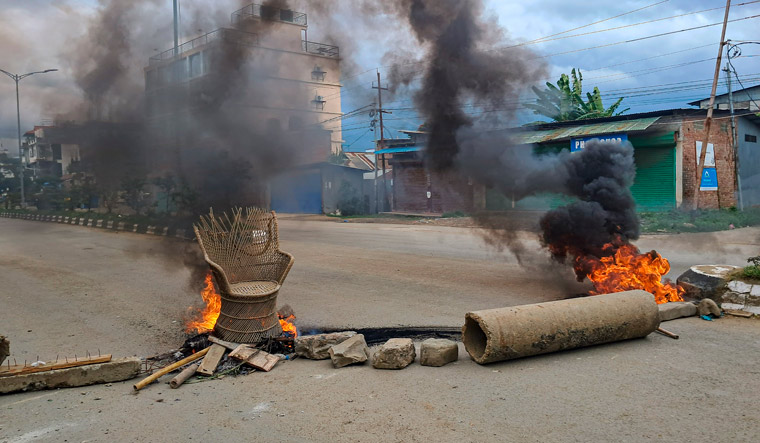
539 140 684 303
133 207 299 391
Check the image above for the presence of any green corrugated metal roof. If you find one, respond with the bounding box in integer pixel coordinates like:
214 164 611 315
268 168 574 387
515 117 661 144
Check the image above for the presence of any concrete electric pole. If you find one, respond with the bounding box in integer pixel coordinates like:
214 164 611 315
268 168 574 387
0 68 58 207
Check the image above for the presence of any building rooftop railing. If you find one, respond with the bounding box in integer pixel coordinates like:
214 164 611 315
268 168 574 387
232 3 307 26
149 28 259 65
302 40 339 58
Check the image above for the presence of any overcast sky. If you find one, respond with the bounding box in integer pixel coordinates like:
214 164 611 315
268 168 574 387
0 0 758 154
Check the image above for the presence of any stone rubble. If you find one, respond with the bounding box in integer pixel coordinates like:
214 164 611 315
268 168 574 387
329 334 370 368
295 331 357 360
372 338 416 369
658 302 697 322
698 298 721 317
419 338 458 367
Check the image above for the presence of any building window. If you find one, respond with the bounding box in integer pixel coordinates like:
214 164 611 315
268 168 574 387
52 144 62 160
158 65 173 85
189 52 203 78
174 59 188 82
746 134 758 143
311 65 326 82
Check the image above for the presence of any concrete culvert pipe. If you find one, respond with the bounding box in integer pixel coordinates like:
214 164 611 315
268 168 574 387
462 290 660 364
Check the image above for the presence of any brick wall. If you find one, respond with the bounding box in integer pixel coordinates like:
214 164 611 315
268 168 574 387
681 118 736 209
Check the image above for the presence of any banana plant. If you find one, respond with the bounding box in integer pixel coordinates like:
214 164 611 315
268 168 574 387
526 69 628 122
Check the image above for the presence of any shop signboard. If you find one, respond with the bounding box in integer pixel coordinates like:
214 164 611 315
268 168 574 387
570 134 628 152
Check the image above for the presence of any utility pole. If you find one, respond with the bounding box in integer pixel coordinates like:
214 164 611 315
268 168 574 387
725 60 743 210
693 0 730 210
0 68 58 207
372 71 390 213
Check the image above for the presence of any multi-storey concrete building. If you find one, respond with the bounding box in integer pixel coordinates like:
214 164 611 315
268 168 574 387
143 3 342 164
22 126 81 178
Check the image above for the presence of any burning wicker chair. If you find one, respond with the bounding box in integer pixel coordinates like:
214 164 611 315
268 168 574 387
193 207 294 343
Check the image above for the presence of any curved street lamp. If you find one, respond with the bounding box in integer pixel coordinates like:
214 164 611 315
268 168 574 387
0 68 58 207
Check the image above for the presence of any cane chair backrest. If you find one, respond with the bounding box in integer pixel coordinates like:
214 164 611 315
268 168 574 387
193 207 288 290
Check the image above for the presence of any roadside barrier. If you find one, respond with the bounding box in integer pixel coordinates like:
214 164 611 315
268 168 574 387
0 211 194 240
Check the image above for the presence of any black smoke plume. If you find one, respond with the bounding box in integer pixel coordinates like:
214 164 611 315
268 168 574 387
391 0 545 171
379 0 643 284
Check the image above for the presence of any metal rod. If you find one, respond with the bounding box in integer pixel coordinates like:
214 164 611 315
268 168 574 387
655 327 679 340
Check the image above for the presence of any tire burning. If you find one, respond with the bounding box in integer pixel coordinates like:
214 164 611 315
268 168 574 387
539 141 683 303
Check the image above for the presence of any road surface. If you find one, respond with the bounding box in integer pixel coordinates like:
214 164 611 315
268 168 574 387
1 217 758 442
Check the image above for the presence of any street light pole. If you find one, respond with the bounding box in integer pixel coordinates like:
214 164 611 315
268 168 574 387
0 68 58 207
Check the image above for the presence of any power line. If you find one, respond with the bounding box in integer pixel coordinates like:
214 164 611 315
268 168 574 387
537 14 760 59
494 1 760 52
521 0 671 44
331 12 757 104
332 0 674 94
727 41 760 109
342 128 372 149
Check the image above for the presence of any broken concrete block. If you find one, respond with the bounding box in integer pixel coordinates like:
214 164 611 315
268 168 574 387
658 302 697 322
698 298 721 317
329 334 369 368
0 357 141 394
0 335 8 366
727 280 753 293
420 338 458 367
677 265 738 301
722 291 746 305
295 331 357 360
372 338 416 369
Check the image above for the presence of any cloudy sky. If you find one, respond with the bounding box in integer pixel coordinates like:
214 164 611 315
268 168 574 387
0 0 758 154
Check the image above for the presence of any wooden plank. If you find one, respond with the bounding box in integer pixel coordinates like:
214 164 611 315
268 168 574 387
229 344 259 361
0 355 112 378
247 351 279 372
724 309 753 318
228 345 279 372
196 344 226 376
208 336 241 350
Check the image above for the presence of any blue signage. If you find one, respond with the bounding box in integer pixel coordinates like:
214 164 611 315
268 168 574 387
700 167 718 191
571 134 628 152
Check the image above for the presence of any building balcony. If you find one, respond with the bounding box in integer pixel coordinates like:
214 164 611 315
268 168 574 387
302 40 339 58
232 3 307 27
149 28 259 66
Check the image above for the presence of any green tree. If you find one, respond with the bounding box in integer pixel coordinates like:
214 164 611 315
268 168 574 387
525 69 629 122
152 174 177 213
121 175 150 215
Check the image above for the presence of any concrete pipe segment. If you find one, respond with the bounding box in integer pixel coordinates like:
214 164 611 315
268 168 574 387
462 290 660 364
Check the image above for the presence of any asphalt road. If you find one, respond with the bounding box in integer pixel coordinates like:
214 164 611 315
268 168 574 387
1 217 759 442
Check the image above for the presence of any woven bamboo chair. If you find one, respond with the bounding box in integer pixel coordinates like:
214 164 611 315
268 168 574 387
193 207 294 343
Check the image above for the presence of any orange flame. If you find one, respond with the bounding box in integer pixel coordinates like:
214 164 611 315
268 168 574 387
185 271 221 333
576 243 684 304
279 314 297 338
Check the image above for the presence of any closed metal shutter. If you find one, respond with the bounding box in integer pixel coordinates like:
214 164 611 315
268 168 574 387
630 146 676 211
270 169 323 214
